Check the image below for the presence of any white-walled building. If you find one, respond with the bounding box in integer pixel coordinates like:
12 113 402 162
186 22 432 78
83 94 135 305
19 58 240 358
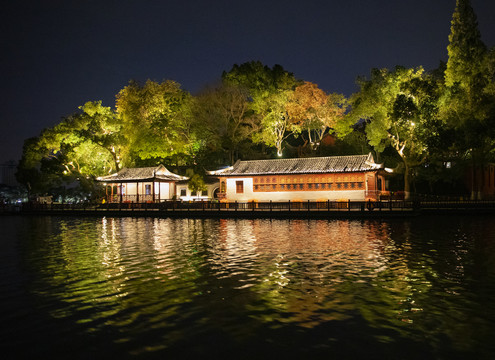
175 178 220 201
208 154 387 202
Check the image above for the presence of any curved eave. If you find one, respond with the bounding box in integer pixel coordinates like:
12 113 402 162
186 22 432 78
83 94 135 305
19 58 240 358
97 176 189 183
213 168 382 177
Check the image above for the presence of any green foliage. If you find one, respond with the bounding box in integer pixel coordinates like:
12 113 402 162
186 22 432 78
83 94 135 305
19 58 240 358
116 80 195 162
445 0 487 88
222 61 298 99
191 83 257 165
223 62 302 156
188 174 207 196
16 101 126 195
348 66 442 196
440 0 495 198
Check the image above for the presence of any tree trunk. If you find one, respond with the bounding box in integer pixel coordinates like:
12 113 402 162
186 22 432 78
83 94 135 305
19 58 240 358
470 153 483 200
404 162 411 200
110 150 120 172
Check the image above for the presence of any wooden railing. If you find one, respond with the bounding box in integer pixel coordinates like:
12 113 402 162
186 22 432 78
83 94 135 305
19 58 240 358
18 198 495 216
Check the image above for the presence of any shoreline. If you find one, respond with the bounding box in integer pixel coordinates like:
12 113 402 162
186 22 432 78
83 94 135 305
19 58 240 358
3 199 495 219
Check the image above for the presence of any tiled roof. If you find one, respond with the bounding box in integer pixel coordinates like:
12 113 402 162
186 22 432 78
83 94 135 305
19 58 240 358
209 153 381 176
97 165 188 182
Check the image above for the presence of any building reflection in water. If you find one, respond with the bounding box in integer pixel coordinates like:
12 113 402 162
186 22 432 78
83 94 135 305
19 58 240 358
14 215 495 356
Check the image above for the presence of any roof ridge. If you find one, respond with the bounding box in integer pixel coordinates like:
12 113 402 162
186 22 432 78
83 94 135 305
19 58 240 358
238 154 368 164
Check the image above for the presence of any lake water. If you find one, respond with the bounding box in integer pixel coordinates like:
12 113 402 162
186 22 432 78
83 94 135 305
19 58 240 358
1 215 495 359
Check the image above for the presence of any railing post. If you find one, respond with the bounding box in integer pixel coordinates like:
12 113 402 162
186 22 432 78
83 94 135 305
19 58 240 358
270 200 272 211
327 199 330 211
235 201 237 211
348 199 351 211
288 200 291 211
308 200 310 212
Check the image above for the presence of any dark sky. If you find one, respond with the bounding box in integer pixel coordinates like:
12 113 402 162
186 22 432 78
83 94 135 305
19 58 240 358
1 0 494 163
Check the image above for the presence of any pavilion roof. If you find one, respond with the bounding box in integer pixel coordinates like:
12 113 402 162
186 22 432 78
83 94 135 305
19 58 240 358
97 165 188 182
208 153 382 176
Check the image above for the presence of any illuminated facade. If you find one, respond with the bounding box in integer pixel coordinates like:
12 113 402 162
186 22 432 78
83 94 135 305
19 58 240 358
97 165 188 203
209 153 387 202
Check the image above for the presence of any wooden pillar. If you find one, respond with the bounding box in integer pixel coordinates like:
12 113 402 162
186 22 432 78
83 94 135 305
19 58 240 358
136 182 139 203
119 182 123 203
153 181 156 203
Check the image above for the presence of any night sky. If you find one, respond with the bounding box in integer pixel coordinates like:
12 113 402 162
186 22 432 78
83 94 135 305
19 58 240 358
1 0 494 164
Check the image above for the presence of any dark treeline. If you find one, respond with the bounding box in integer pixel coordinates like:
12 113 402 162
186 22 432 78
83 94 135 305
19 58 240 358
16 0 495 201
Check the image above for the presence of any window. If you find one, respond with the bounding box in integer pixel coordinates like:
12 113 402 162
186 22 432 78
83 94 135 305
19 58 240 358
299 184 303 190
254 185 259 191
308 184 313 189
145 184 152 195
180 189 187 196
236 181 244 193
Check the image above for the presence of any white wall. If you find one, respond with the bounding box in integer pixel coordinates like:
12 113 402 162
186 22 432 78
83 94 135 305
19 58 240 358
158 182 170 200
176 183 218 201
225 177 366 202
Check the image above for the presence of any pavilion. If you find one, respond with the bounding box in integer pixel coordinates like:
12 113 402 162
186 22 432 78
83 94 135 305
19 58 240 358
97 165 188 203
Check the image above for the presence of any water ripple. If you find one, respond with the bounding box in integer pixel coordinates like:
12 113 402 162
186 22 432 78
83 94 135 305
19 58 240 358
2 215 495 358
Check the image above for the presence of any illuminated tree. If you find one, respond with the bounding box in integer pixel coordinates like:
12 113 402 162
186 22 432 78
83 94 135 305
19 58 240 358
16 101 125 195
441 0 495 199
287 81 350 151
192 83 258 164
116 80 196 163
76 101 126 172
349 66 441 198
188 174 207 198
251 89 296 157
223 61 300 156
222 61 297 100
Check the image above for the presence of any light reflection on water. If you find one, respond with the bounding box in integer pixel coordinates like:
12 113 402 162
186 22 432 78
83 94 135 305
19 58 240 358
1 216 495 358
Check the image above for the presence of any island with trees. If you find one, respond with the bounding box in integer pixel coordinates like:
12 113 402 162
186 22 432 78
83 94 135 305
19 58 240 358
14 0 495 205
